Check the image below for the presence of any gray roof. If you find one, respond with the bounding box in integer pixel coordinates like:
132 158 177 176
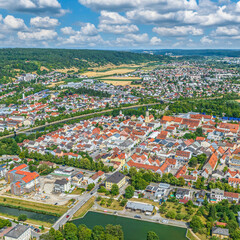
5 225 30 238
126 201 154 212
212 227 229 236
55 178 68 185
106 171 125 184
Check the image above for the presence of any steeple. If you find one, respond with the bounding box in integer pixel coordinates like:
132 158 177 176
145 106 149 123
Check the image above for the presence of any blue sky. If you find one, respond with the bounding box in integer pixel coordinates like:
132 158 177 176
0 0 240 49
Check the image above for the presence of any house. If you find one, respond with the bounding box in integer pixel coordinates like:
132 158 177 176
210 188 224 202
203 153 218 174
0 164 7 177
72 172 84 185
4 225 31 240
175 188 191 199
126 201 154 214
88 171 105 184
196 190 206 204
54 178 71 193
105 171 126 191
212 227 229 239
223 191 239 203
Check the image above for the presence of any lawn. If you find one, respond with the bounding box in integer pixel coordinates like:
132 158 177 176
97 198 124 211
0 196 68 215
70 188 85 195
73 196 96 219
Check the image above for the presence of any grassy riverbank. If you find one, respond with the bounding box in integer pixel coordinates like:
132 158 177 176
73 197 95 219
0 211 52 229
0 196 68 216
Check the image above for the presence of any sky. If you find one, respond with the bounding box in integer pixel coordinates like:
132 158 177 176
0 0 240 49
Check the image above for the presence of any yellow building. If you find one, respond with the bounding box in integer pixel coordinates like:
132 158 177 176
105 171 126 190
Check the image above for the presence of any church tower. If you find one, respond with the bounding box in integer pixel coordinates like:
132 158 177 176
145 106 149 123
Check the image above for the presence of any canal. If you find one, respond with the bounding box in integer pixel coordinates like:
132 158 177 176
72 211 187 240
0 205 58 223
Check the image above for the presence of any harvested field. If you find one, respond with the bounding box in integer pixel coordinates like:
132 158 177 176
48 81 64 88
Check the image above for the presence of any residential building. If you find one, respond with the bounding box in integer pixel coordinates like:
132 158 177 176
105 171 126 190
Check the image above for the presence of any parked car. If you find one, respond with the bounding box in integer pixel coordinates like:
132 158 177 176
134 215 141 219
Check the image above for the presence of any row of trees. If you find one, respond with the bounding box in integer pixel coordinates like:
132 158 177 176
123 167 185 190
40 223 124 240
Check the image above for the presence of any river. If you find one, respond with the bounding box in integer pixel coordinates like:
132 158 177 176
72 211 187 240
0 205 58 223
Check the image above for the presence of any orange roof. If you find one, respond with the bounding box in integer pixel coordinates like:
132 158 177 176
207 153 218 170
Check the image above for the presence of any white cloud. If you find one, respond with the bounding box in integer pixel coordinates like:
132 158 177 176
78 0 197 12
99 11 130 25
80 23 98 36
126 10 175 24
30 16 59 28
99 24 138 34
3 15 26 30
200 36 213 44
153 26 203 36
115 33 150 46
18 29 57 40
61 27 75 35
150 36 161 45
214 26 239 36
0 0 67 16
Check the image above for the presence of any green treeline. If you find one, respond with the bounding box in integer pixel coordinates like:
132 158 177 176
40 223 124 240
169 95 240 118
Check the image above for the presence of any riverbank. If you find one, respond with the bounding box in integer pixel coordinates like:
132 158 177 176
0 211 52 229
0 196 68 216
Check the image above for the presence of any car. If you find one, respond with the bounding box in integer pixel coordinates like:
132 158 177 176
134 215 141 219
90 192 93 195
66 215 70 218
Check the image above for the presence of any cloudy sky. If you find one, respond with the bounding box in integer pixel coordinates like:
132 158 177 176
0 0 240 49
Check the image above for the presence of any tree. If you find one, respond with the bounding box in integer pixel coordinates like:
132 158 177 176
105 224 124 240
78 224 92 240
208 205 216 221
147 231 159 240
91 225 105 240
129 167 137 177
178 177 185 186
87 183 95 191
190 215 203 233
189 157 198 168
55 230 64 240
18 214 27 221
125 186 135 199
166 210 176 219
111 184 119 196
64 223 78 240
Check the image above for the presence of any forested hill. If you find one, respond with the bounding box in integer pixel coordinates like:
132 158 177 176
0 48 168 70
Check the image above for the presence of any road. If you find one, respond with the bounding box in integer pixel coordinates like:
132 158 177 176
0 103 161 141
52 188 97 230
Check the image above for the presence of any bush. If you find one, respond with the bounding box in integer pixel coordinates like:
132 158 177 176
175 213 184 220
166 210 176 219
96 196 102 202
120 198 128 207
18 214 27 221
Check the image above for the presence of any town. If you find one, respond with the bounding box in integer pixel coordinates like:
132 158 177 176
0 49 240 240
